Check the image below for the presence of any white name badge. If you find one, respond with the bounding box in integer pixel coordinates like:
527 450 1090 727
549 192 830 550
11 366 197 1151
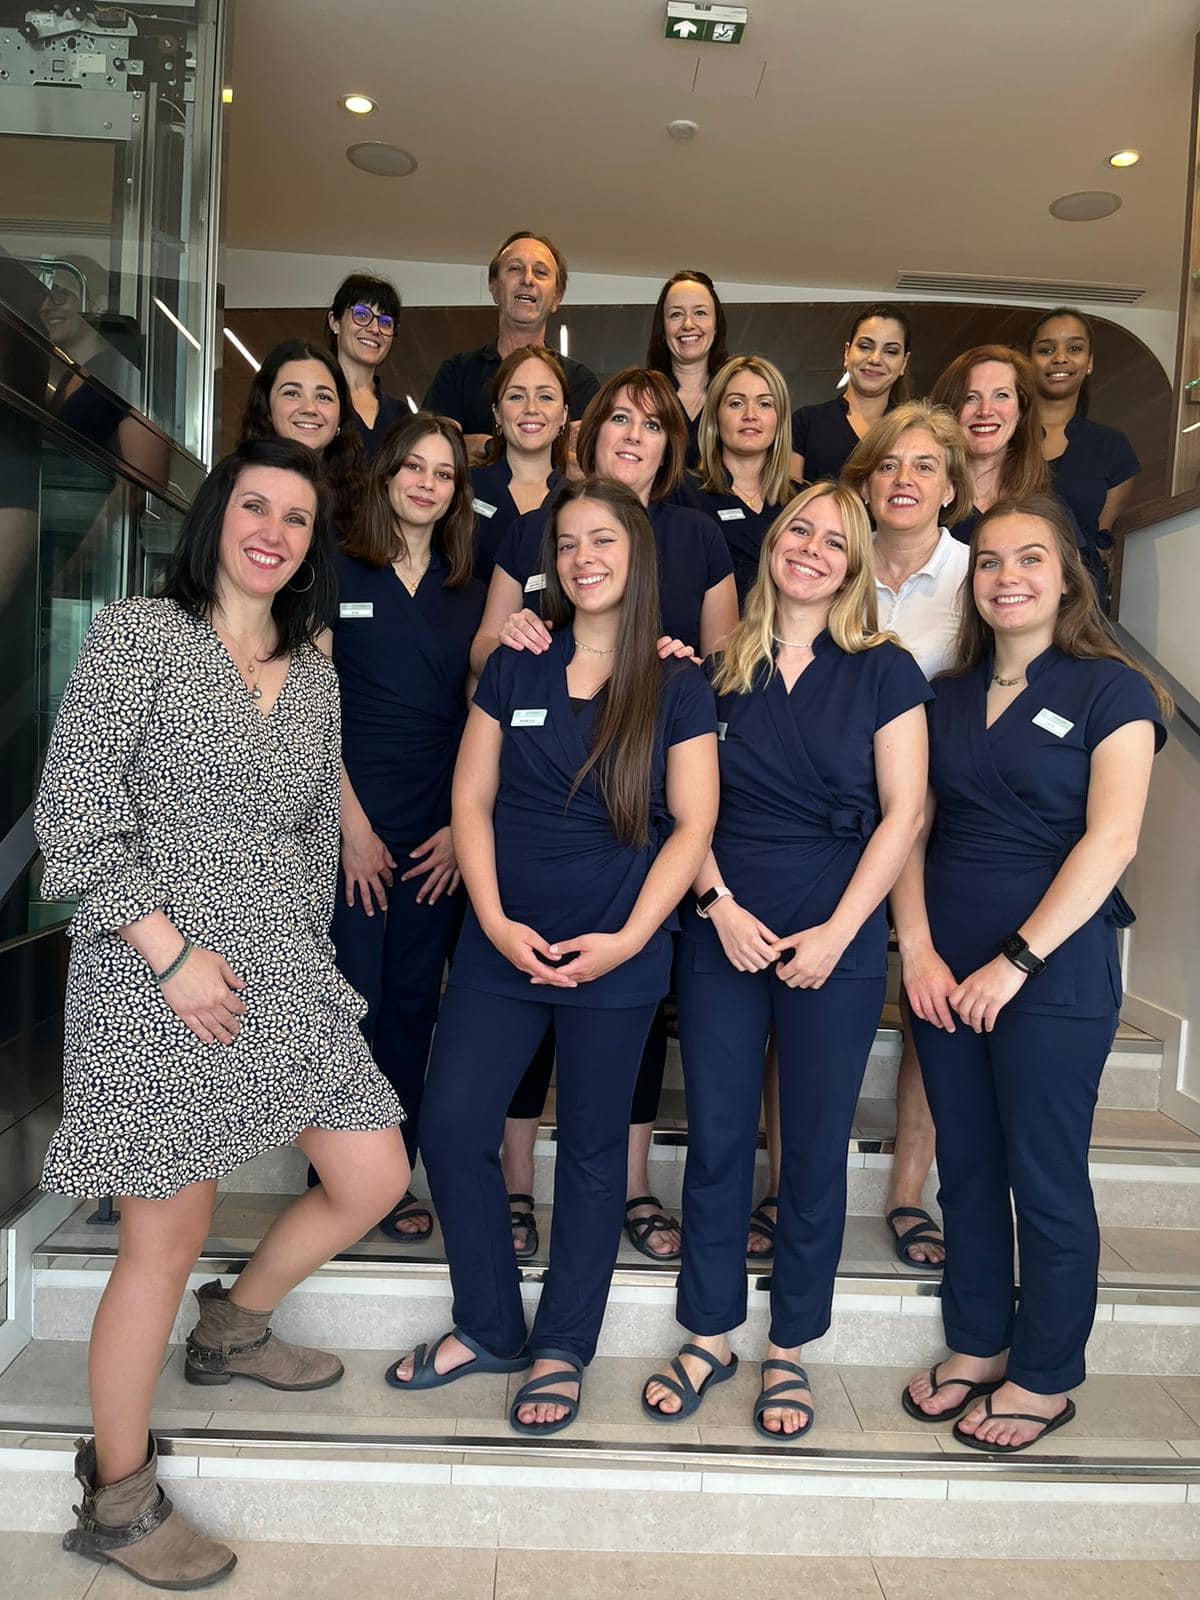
524 572 547 593
512 708 547 727
717 507 746 522
473 498 497 519
1033 707 1074 738
339 602 373 619
716 721 728 741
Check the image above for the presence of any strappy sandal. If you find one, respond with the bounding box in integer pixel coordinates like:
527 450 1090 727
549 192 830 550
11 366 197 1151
624 1195 682 1261
886 1206 944 1270
509 1193 539 1260
384 1327 530 1391
379 1191 434 1243
642 1343 739 1421
953 1393 1076 1453
509 1348 583 1437
753 1359 815 1441
746 1194 779 1261
900 1363 1004 1423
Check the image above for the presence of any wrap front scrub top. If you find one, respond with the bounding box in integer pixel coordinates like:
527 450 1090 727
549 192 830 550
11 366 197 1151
924 648 1166 1017
683 636 931 976
451 632 716 1007
469 458 564 585
331 548 485 843
672 475 795 609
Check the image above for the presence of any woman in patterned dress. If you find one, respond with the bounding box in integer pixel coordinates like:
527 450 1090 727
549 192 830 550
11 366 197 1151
35 437 408 1590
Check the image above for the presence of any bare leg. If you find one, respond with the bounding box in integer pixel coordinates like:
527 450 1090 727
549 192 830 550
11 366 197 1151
626 1121 679 1256
748 1037 780 1257
500 1114 539 1251
90 1181 218 1485
231 1126 408 1311
886 1006 943 1267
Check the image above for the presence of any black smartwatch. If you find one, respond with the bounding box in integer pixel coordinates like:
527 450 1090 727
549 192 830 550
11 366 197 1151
1001 933 1046 977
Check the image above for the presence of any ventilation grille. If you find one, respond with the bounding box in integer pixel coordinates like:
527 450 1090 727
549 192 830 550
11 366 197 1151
895 271 1144 306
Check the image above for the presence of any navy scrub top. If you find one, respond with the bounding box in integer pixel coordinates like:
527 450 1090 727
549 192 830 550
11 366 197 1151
683 637 931 977
790 395 868 483
948 492 1086 551
469 458 564 586
923 648 1166 1018
1048 415 1140 554
330 548 486 844
494 498 734 649
451 632 716 1007
423 341 600 436
673 473 796 609
352 381 409 460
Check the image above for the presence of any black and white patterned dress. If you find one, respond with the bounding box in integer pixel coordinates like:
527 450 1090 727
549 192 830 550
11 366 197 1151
35 596 405 1199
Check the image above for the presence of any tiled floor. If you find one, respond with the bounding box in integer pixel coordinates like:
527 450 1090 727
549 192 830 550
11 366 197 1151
1 1534 1197 1600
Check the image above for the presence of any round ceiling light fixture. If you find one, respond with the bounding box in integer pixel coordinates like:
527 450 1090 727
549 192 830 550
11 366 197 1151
1048 190 1122 222
1107 149 1141 169
341 93 376 115
667 118 699 141
346 142 418 178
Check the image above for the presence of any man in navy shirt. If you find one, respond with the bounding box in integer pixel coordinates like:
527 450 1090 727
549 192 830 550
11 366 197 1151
422 231 600 464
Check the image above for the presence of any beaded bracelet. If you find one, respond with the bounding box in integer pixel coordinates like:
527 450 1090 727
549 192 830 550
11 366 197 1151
155 938 194 986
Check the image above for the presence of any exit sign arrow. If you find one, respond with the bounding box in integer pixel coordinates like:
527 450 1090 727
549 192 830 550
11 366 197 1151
671 18 698 36
665 4 748 45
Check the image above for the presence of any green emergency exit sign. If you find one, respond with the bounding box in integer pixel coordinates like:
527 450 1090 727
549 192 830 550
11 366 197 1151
665 4 747 45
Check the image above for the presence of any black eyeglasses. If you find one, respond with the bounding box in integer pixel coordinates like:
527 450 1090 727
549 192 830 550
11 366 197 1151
349 303 396 334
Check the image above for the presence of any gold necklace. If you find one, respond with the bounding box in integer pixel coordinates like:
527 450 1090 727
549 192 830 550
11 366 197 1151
216 622 273 701
992 671 1024 688
396 554 430 597
573 635 616 656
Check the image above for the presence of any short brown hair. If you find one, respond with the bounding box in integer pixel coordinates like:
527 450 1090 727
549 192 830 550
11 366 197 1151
929 345 1047 502
841 399 974 528
487 231 568 296
575 367 688 502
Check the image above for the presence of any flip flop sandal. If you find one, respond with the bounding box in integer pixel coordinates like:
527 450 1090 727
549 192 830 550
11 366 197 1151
953 1394 1077 1453
900 1363 1004 1423
508 1193 539 1260
624 1195 682 1261
384 1327 531 1391
753 1358 815 1441
379 1192 434 1244
509 1347 584 1437
746 1194 779 1261
886 1206 945 1270
641 1344 739 1422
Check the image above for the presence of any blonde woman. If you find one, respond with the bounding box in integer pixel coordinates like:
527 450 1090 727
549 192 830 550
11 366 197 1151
642 482 930 1437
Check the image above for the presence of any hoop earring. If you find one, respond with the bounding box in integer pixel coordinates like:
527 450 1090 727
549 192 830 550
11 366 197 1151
288 560 316 594
495 419 503 436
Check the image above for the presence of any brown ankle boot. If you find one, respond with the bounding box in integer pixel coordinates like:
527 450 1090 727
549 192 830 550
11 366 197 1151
184 1278 344 1390
63 1433 236 1590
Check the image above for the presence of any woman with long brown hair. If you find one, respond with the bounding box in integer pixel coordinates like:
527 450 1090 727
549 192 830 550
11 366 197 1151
386 478 718 1435
895 494 1168 1452
326 413 483 1242
646 268 730 466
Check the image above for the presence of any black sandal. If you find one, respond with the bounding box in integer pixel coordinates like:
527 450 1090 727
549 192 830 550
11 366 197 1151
953 1394 1077 1453
746 1194 779 1261
623 1195 682 1261
379 1192 434 1243
509 1193 539 1260
886 1206 944 1270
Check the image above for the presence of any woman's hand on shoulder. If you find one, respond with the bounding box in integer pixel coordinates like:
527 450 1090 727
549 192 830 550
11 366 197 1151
949 954 1026 1034
160 947 246 1046
708 897 779 972
774 921 847 989
500 609 553 654
341 823 396 916
902 942 959 1031
656 635 701 664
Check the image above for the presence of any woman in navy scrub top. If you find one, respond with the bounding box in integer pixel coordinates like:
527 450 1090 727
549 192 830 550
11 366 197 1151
646 269 730 469
791 305 912 485
326 272 408 460
675 354 797 608
475 368 737 1260
327 414 484 1240
387 478 718 1434
1028 308 1139 600
895 495 1168 1452
642 482 930 1437
469 347 569 584
237 340 366 533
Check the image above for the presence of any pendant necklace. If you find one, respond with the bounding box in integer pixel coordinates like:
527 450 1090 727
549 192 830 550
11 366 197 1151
217 623 271 701
396 555 430 597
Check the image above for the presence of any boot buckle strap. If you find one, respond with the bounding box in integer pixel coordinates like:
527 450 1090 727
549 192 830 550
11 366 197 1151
186 1326 272 1369
71 1488 174 1549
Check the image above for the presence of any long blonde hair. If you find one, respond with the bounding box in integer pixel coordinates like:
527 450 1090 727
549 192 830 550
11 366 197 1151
696 355 793 507
713 481 894 695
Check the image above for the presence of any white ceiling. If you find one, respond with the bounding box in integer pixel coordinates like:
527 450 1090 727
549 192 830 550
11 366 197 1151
224 0 1200 309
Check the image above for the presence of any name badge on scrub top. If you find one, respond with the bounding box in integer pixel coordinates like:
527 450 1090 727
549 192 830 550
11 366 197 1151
473 498 497 518
339 602 373 619
1033 707 1074 738
524 572 547 593
717 507 746 522
716 721 728 741
512 708 548 727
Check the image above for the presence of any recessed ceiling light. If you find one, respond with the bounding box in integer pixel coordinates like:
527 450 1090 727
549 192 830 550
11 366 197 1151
1049 190 1122 222
1107 149 1141 169
346 142 418 178
341 94 376 115
667 119 699 141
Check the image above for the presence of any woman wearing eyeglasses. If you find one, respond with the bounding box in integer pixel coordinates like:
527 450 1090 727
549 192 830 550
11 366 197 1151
327 273 407 459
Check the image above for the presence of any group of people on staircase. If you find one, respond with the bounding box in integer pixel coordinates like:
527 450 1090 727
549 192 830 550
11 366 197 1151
32 230 1167 1589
